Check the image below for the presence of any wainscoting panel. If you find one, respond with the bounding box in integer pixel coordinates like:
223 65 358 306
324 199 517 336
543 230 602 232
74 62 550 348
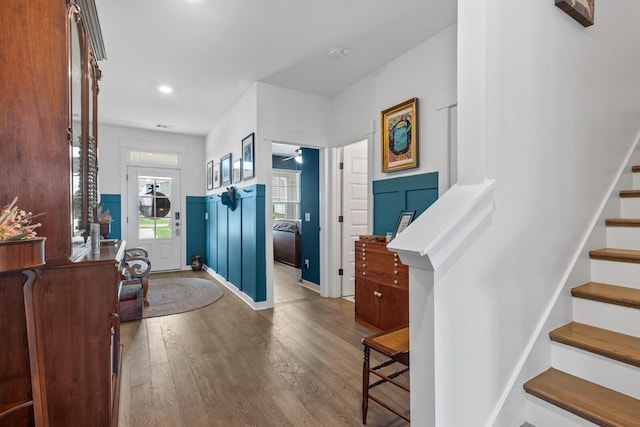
207 184 266 302
186 196 207 266
372 172 439 236
99 194 121 239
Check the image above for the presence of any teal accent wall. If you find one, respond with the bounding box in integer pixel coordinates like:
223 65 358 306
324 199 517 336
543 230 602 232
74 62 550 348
207 184 266 302
99 194 121 239
186 196 207 266
372 172 439 236
300 148 320 284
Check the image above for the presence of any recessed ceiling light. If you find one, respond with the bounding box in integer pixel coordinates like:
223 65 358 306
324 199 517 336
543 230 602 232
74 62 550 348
158 85 173 94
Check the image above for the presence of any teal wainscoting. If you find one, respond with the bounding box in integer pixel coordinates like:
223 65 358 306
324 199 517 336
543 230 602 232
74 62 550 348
99 194 121 239
186 196 207 266
372 172 439 236
207 184 266 302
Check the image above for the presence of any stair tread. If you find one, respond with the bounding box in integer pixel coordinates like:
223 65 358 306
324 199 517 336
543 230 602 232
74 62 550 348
605 218 640 227
524 368 640 426
620 189 640 198
550 322 640 367
572 282 640 309
589 247 640 263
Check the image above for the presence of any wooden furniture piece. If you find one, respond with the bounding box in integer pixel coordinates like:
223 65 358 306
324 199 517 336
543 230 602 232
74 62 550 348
0 1 119 426
273 220 301 267
362 326 410 424
0 239 46 427
355 239 409 331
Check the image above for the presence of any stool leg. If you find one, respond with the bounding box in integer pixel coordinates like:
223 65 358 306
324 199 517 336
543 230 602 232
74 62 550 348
362 345 370 424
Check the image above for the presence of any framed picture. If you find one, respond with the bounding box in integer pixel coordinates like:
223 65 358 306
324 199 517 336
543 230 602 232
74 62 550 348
393 210 416 239
555 0 594 27
220 153 232 186
213 163 221 189
206 160 213 190
381 98 418 172
233 158 242 183
242 132 255 180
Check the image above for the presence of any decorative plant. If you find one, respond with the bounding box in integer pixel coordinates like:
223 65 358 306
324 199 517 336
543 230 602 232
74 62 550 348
0 197 43 241
96 205 112 224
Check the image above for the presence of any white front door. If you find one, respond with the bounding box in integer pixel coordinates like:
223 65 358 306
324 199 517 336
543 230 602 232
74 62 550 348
341 139 368 297
127 166 182 271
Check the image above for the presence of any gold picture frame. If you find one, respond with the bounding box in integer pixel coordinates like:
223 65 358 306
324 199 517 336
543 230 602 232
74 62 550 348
381 98 418 172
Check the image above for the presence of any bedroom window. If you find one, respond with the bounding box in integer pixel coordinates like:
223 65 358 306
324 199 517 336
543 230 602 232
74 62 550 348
272 170 300 220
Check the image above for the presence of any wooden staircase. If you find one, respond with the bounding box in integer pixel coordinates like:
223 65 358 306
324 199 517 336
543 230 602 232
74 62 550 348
524 166 640 426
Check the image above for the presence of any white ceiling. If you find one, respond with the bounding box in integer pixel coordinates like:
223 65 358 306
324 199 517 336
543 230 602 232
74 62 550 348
95 0 456 136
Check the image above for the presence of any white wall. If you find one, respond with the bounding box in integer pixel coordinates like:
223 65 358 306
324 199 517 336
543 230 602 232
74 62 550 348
206 83 258 187
422 1 640 426
330 24 457 196
98 123 206 195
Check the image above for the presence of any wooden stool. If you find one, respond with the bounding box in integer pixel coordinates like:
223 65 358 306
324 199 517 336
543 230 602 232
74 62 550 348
361 326 410 424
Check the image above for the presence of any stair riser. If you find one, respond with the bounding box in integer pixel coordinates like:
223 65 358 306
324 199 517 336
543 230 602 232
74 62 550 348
620 197 640 217
633 172 640 189
573 298 640 338
551 342 640 399
525 394 597 427
590 260 640 290
606 227 640 250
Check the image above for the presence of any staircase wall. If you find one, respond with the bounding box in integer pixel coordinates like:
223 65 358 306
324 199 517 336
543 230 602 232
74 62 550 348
414 1 640 426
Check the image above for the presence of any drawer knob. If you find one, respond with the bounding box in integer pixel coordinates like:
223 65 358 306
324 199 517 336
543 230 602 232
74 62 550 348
362 264 366 268
362 271 366 276
373 291 382 298
394 279 398 285
394 263 398 267
394 270 398 275
362 256 366 261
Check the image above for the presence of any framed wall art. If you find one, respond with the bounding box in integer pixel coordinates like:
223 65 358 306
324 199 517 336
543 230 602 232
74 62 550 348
393 210 416 239
220 153 232 186
213 163 221 189
555 0 594 27
381 98 418 172
233 158 242 183
242 132 255 180
206 160 213 190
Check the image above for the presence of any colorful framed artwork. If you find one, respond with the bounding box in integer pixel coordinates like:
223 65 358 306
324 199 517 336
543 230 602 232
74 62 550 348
555 0 594 27
233 158 242 183
242 132 255 180
220 153 232 186
213 163 221 189
206 160 213 190
381 98 418 172
393 210 416 239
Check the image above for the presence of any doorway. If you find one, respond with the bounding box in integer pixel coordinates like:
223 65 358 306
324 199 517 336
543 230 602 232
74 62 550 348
340 139 369 298
271 143 321 304
126 166 182 271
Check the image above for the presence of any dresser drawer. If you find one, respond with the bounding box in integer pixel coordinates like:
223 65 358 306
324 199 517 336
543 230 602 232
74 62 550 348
356 258 408 279
355 265 408 288
356 240 391 255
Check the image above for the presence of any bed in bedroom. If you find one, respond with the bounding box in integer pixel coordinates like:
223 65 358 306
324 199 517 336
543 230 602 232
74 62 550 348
272 219 301 268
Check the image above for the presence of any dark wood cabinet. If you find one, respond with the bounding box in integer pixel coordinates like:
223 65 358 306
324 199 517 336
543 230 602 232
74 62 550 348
0 0 118 426
354 240 409 331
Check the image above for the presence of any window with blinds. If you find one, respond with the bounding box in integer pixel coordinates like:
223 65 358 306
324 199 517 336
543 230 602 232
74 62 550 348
272 170 300 220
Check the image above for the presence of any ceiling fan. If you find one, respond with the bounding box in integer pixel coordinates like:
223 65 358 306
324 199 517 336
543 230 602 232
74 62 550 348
283 148 303 163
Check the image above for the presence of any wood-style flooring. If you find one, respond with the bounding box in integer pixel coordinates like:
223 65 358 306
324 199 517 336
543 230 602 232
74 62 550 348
117 265 409 426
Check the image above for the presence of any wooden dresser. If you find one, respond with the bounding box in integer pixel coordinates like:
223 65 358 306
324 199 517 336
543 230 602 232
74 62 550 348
354 239 409 331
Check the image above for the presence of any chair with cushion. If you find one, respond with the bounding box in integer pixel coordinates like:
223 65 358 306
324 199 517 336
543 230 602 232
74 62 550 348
361 326 410 424
121 255 151 306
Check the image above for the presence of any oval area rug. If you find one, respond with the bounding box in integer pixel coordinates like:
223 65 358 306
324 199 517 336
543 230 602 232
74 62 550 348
143 277 224 319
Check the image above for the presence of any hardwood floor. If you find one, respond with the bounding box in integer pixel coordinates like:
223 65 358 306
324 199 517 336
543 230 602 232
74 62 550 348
117 270 409 426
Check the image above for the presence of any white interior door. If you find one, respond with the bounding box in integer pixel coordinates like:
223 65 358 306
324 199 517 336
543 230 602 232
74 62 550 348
341 139 368 297
127 166 181 271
